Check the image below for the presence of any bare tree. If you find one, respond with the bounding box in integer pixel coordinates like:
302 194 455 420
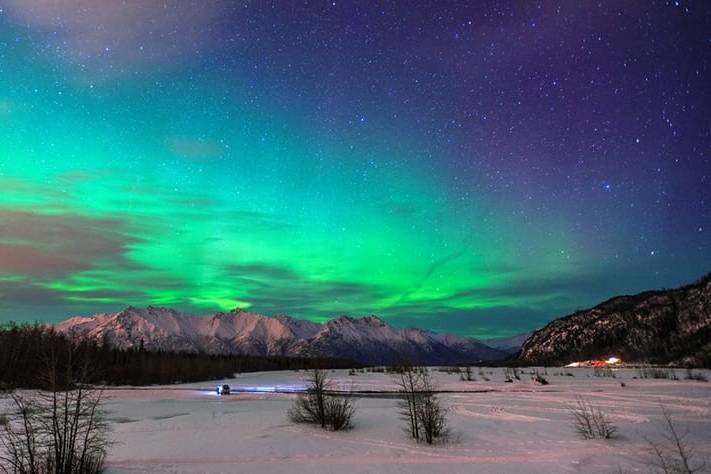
0 392 43 474
0 338 110 474
395 365 423 441
570 395 617 440
415 370 448 444
288 368 354 431
394 366 448 444
645 406 705 473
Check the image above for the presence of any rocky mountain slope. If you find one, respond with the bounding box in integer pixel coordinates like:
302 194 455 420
55 306 505 365
518 274 711 366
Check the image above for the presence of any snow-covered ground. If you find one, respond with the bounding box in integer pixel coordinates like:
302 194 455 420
100 368 711 473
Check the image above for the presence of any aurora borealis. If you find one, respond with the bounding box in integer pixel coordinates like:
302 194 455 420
0 2 709 339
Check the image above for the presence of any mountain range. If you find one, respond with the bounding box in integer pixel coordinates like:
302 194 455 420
54 273 711 367
55 306 507 365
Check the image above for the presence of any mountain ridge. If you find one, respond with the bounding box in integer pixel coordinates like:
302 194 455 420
54 306 506 365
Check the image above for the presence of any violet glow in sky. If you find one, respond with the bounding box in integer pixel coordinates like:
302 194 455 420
0 1 709 338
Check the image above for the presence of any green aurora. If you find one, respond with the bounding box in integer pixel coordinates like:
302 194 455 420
1 2 709 338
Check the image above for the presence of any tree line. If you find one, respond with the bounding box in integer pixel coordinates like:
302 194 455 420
0 323 361 389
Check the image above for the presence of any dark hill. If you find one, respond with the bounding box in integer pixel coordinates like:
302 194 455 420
518 274 711 367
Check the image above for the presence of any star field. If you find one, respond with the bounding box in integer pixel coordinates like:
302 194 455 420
0 1 709 338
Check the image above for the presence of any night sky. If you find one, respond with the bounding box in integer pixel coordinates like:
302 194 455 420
0 1 709 339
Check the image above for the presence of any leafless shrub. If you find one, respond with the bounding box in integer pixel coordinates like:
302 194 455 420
570 395 617 440
638 367 679 380
289 368 355 431
289 394 322 425
504 367 520 382
324 396 356 431
438 367 460 375
532 370 549 385
386 364 404 374
476 368 490 382
459 366 475 382
684 369 707 382
645 406 705 473
593 367 616 378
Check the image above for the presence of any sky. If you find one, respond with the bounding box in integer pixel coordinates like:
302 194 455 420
0 1 709 339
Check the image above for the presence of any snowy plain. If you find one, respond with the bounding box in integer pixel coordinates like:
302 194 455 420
99 368 711 473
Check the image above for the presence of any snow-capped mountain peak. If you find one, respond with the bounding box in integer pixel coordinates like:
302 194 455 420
54 307 505 365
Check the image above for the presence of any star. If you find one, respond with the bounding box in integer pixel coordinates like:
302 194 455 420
0 0 707 340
